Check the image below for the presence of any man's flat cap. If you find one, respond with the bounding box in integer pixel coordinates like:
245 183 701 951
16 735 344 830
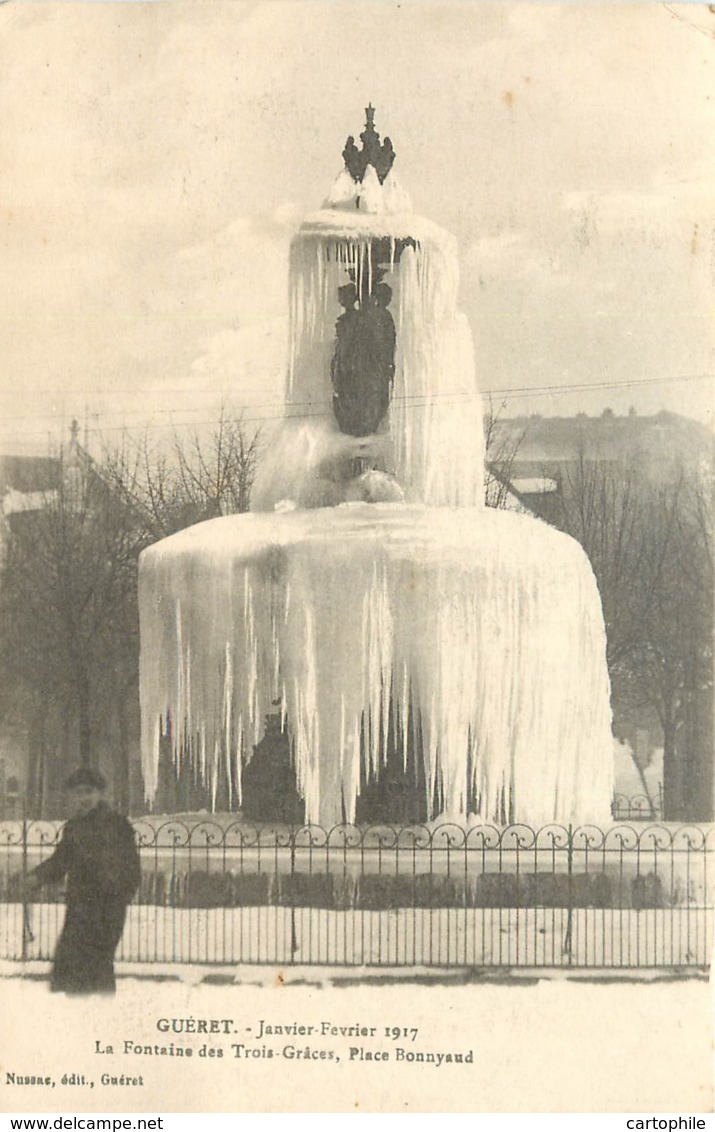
64 767 107 790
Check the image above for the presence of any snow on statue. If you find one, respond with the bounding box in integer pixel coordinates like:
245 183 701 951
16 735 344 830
138 107 614 828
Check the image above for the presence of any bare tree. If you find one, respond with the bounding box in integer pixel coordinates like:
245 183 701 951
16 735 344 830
102 409 262 541
0 447 143 811
559 444 644 668
0 411 262 815
483 398 525 509
100 410 261 809
623 475 713 819
556 441 713 820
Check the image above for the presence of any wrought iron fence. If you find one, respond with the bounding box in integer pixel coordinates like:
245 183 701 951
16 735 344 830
1 817 712 970
611 791 663 822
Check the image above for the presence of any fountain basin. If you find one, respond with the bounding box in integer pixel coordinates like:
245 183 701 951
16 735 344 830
139 503 613 828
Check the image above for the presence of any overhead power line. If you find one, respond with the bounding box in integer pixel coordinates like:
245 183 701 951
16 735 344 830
0 372 711 438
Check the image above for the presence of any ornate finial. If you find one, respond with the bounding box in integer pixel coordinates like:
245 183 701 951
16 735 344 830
342 105 396 185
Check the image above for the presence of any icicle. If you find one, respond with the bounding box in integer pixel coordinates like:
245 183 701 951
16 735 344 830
220 641 232 809
138 195 614 830
258 215 485 514
139 506 614 827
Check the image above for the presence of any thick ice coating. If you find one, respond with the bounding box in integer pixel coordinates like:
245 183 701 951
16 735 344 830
138 155 614 827
140 506 614 826
251 210 485 511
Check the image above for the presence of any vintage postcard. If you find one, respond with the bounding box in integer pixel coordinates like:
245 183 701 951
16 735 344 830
0 0 713 1115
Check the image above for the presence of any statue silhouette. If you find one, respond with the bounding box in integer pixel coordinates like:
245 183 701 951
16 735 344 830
331 281 396 437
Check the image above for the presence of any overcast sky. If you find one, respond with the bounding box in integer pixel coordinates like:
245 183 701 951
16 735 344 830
1 1 713 454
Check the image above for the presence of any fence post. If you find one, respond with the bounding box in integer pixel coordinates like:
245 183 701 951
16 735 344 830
20 802 28 962
563 823 574 964
289 832 297 962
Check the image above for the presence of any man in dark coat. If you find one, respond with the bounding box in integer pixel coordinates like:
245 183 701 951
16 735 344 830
26 768 140 995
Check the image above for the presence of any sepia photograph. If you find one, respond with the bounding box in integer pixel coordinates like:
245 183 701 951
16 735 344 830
0 0 713 1115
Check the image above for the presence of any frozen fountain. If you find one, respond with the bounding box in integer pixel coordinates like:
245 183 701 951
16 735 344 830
139 108 614 828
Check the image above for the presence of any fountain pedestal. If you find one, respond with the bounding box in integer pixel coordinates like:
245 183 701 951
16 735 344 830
140 504 613 827
139 107 614 829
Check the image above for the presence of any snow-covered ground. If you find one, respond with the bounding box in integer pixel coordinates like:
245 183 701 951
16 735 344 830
0 966 712 1113
1 902 711 969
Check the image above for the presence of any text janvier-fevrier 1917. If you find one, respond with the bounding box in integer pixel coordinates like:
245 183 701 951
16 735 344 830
144 1017 421 1041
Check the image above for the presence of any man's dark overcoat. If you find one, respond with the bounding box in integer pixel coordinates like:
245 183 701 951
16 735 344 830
33 801 140 994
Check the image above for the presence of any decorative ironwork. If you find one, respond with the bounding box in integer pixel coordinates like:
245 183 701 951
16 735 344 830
342 104 396 184
612 793 662 821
